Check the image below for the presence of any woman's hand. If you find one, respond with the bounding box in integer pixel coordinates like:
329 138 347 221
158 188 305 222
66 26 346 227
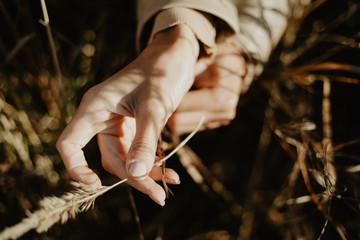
56 24 199 206
168 42 247 134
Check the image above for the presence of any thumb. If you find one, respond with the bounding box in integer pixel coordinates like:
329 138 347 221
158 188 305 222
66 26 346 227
126 99 170 179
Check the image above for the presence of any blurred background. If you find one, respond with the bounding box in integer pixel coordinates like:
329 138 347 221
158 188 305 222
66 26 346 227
1 0 360 239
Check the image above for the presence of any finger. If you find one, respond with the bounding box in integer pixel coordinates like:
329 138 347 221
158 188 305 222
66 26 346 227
99 116 136 163
98 116 134 176
194 56 214 76
149 166 180 184
127 177 166 206
194 67 243 91
56 113 105 186
126 95 173 180
98 133 130 177
67 165 101 186
168 111 230 134
56 90 120 186
194 46 245 90
98 133 166 206
176 87 239 114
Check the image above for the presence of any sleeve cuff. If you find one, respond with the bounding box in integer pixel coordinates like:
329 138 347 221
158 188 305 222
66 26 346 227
147 8 217 57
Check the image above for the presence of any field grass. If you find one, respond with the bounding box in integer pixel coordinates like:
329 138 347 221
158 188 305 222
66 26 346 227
1 0 360 239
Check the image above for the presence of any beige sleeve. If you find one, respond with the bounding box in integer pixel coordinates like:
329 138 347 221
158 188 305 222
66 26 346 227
229 0 299 89
234 0 298 64
136 0 239 51
147 8 217 56
136 0 298 90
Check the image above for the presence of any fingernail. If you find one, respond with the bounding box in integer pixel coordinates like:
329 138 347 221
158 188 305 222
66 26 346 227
129 161 148 179
166 177 180 185
173 176 180 184
149 194 166 206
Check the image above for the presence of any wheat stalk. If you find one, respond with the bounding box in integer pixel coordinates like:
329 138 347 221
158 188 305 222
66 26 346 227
39 0 62 81
154 116 204 167
0 179 127 240
0 117 204 240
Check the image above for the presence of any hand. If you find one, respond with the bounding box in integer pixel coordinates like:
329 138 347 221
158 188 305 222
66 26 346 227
56 24 199 206
168 42 246 134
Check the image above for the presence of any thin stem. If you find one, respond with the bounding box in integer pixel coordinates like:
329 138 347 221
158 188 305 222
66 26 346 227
77 178 128 206
127 188 144 240
154 115 204 167
39 0 62 103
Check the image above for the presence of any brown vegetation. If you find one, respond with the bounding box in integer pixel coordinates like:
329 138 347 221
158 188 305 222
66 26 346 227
1 0 360 239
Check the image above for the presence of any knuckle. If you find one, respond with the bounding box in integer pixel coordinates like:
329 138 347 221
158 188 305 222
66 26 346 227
212 90 226 109
212 89 239 112
223 109 237 121
211 91 237 121
101 161 113 174
81 85 99 103
56 137 81 158
55 138 66 152
167 116 181 134
143 97 174 121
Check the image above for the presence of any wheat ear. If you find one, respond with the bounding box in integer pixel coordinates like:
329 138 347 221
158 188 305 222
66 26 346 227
0 117 204 240
0 179 127 240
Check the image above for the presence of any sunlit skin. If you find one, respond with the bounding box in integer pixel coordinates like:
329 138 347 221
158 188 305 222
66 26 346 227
169 42 245 134
56 24 246 206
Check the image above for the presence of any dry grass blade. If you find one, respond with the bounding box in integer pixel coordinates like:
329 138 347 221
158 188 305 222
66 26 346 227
39 0 64 109
332 137 360 152
296 144 345 240
0 179 127 240
127 188 144 240
294 74 360 85
177 145 237 207
323 2 360 34
154 116 204 167
297 144 324 212
317 217 330 240
288 62 360 76
2 33 36 66
39 0 62 80
0 117 204 240
157 135 173 198
296 0 327 20
282 1 360 65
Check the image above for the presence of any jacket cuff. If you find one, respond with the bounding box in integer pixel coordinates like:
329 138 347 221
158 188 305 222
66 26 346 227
136 0 239 52
148 8 217 57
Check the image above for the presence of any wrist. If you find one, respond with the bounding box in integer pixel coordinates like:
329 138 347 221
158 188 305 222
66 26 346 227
150 24 200 60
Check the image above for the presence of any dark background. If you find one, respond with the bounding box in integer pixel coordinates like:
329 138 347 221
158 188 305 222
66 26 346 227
1 0 360 239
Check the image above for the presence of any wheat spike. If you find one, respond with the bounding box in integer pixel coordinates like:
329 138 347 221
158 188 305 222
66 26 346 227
0 117 204 240
0 179 127 240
